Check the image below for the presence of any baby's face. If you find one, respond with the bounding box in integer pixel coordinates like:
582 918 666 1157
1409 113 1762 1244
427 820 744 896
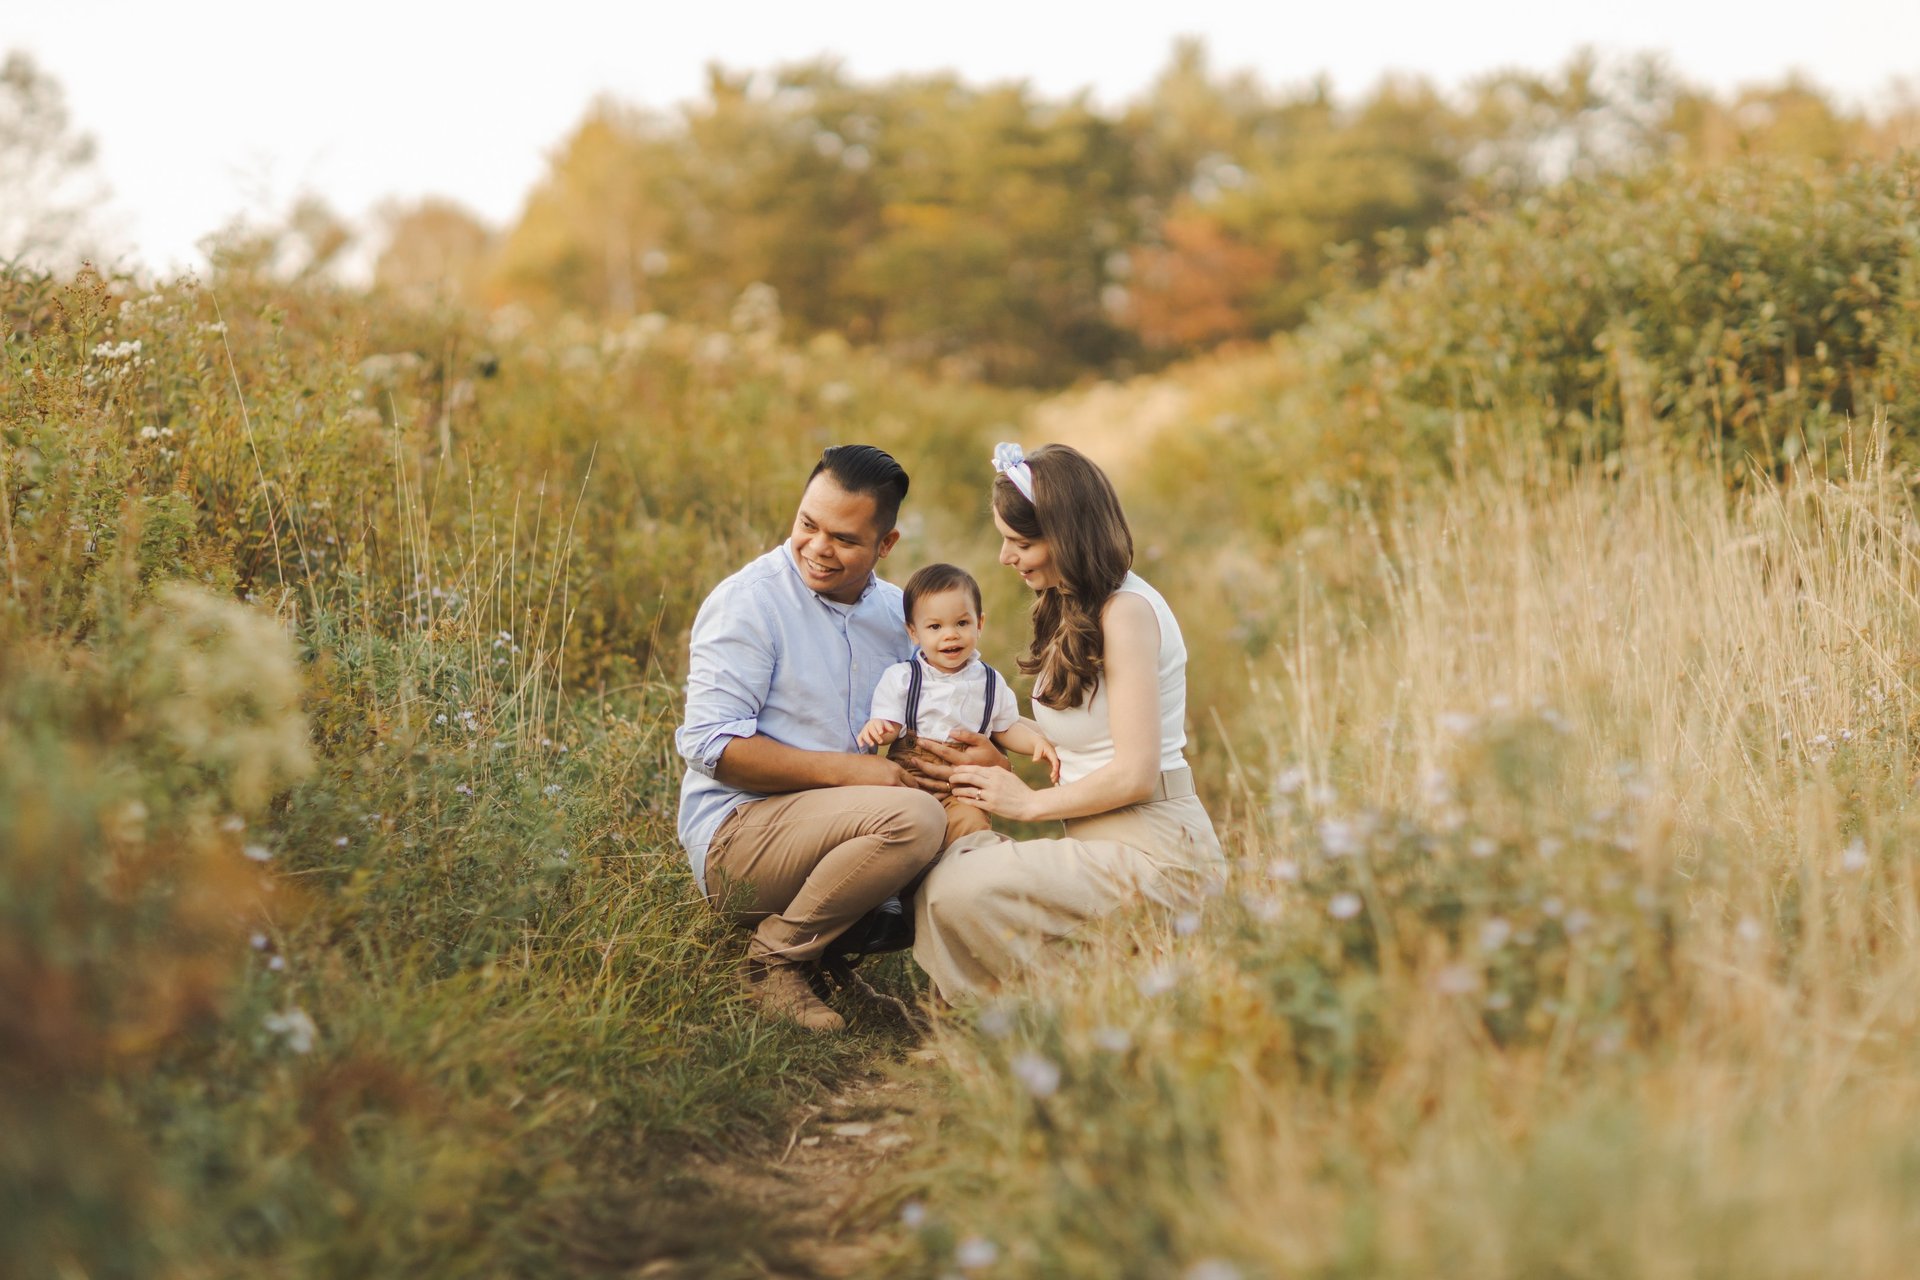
907 586 982 674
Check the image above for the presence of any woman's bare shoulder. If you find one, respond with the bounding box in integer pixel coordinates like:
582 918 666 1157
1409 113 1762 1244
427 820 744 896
1099 587 1160 641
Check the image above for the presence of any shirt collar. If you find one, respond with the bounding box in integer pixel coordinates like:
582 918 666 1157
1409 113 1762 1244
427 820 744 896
914 650 981 679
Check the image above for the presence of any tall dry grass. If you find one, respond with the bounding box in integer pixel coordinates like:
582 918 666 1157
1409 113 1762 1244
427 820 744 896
903 425 1920 1278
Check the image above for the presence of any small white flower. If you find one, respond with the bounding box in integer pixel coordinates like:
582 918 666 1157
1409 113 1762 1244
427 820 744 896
1565 908 1594 936
1318 818 1362 858
1542 896 1565 918
544 783 563 796
901 1201 928 1229
1537 836 1564 860
1736 916 1763 943
263 1007 316 1053
1091 1026 1132 1053
955 1236 999 1270
1841 838 1869 873
1478 917 1513 952
1438 711 1478 736
977 1004 1013 1038
1328 892 1363 920
267 954 286 971
1241 891 1285 924
139 425 161 440
249 932 269 950
455 783 473 796
221 815 246 833
1274 764 1309 796
333 836 348 848
1184 1261 1243 1280
1265 857 1301 883
1469 836 1498 859
1136 963 1180 997
243 843 273 862
1010 1051 1061 1098
1172 911 1201 937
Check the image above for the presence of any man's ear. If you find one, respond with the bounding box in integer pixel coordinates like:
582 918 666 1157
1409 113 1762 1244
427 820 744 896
877 528 901 558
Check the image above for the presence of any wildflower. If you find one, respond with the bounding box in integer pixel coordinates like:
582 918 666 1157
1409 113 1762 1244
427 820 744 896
1438 711 1478 736
1172 911 1201 937
1736 916 1763 943
333 836 348 848
1420 767 1453 807
955 1237 999 1270
1328 891 1363 920
1469 836 1498 859
455 783 473 796
243 843 273 862
977 1004 1014 1038
1274 764 1309 796
544 783 563 797
1241 891 1284 924
1136 963 1180 997
901 1201 928 1229
267 955 286 972
1537 836 1564 860
1091 1026 1132 1053
249 932 269 950
263 1007 316 1052
435 713 449 724
221 815 246 833
1478 917 1513 952
1010 1052 1061 1098
1434 964 1478 995
1265 857 1301 882
139 425 160 440
1842 837 1869 874
1184 1262 1243 1280
1318 817 1367 857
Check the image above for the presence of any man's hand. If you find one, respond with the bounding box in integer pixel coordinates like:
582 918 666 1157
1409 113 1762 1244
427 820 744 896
834 752 920 789
905 728 1010 791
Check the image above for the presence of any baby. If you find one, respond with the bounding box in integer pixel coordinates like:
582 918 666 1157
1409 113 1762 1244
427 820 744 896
858 562 1059 847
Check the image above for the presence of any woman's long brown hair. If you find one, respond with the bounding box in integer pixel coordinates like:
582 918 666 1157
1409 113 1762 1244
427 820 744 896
994 444 1134 710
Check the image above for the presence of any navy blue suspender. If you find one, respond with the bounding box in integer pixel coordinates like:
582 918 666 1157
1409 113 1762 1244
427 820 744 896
902 659 998 740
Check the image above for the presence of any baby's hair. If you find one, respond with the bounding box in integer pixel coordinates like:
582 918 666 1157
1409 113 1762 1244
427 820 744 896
902 562 983 625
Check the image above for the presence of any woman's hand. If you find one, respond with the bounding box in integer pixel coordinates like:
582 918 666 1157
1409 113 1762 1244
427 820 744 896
904 728 1007 790
949 762 1040 822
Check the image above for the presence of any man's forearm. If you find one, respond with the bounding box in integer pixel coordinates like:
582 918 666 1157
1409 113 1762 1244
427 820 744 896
713 734 862 793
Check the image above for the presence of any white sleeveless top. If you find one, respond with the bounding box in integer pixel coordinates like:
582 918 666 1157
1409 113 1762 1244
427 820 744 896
1031 572 1190 785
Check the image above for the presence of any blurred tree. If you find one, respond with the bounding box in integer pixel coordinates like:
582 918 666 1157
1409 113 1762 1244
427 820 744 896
374 197 495 305
0 51 107 267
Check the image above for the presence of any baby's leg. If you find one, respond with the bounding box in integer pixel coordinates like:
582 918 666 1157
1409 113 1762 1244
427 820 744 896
940 792 992 847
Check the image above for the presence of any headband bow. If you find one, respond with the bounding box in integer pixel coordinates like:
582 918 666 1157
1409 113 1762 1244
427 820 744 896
992 441 1035 504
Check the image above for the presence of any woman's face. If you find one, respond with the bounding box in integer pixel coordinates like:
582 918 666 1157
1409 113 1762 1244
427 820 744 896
994 508 1060 591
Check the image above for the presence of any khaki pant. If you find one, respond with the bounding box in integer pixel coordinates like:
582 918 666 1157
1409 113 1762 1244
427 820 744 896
912 782 1225 1003
890 741 993 849
704 786 946 965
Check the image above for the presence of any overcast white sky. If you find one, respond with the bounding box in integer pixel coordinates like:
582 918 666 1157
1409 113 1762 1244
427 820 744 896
12 0 1920 275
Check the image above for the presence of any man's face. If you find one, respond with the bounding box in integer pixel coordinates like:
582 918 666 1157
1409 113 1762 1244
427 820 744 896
788 474 899 604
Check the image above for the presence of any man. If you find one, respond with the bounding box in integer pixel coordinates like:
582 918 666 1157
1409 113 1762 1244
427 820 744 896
677 444 992 1031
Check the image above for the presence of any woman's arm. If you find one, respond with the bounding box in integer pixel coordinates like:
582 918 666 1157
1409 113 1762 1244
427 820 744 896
953 591 1162 822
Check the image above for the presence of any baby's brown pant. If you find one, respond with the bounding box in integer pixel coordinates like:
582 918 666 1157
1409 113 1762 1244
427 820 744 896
893 740 994 849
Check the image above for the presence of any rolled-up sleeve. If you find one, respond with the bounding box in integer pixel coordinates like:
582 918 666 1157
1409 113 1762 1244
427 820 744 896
676 583 775 778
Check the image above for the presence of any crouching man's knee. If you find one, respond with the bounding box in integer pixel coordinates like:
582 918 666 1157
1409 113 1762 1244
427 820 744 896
887 790 947 868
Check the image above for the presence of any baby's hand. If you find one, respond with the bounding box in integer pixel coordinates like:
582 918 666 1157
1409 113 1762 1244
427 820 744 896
1032 735 1061 784
857 718 901 751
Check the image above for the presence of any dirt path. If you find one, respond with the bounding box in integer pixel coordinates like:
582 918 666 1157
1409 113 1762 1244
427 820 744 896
655 1050 937 1279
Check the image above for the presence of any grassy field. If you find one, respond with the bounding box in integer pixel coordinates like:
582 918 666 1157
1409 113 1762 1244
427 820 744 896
5 156 1920 1278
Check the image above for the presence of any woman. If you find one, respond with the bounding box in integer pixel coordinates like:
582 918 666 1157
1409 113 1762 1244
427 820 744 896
911 442 1226 1001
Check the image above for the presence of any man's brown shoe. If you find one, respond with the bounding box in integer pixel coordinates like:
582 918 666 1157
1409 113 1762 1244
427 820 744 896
741 957 846 1032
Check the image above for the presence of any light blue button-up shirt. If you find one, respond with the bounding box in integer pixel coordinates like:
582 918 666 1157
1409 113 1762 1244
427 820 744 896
676 544 913 890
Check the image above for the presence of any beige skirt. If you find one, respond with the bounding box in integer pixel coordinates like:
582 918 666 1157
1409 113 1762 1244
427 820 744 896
911 779 1225 1002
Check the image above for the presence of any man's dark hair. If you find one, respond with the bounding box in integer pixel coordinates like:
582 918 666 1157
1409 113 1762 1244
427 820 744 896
809 444 909 535
902 562 983 625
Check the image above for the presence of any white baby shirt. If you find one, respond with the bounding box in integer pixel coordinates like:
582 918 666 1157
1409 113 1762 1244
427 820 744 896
869 652 1019 741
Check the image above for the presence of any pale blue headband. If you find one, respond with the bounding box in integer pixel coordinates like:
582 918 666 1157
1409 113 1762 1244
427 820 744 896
992 441 1035 504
